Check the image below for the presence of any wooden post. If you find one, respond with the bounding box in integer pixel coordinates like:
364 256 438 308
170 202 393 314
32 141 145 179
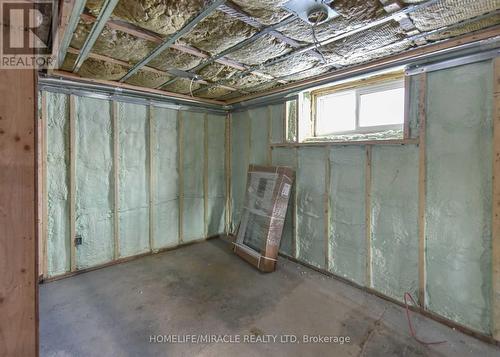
0 68 38 356
492 57 500 341
69 95 77 272
417 73 428 307
365 145 372 287
40 92 48 279
112 101 120 259
403 75 411 139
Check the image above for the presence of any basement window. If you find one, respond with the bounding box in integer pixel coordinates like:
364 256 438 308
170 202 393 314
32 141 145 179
311 77 405 141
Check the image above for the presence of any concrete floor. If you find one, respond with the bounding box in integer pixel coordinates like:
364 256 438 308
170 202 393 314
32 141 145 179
40 238 500 356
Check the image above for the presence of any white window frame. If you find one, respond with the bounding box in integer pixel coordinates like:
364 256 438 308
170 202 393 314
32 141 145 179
313 78 405 137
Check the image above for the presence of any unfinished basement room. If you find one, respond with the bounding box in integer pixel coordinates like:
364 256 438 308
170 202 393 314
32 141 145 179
1 0 500 356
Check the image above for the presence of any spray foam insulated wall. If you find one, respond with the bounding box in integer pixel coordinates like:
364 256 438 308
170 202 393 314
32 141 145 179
44 91 227 277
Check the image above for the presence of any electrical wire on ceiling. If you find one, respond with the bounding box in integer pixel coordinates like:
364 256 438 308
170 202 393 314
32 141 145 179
311 15 328 64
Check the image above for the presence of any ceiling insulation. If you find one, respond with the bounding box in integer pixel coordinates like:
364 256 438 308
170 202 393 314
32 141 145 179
71 21 156 64
198 63 239 82
226 34 293 66
180 11 257 55
229 0 290 25
264 52 320 77
148 48 203 71
62 53 128 81
425 14 500 40
57 0 500 101
322 21 407 64
198 86 233 99
161 78 202 94
226 73 269 90
126 71 172 88
409 0 499 31
87 0 206 36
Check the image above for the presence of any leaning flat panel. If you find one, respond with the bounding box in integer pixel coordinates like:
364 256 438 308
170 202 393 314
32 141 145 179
371 145 419 300
271 147 297 256
207 114 226 236
75 96 114 269
296 147 326 269
249 106 269 165
46 92 71 276
230 111 249 232
182 111 205 241
426 62 493 333
153 107 179 249
118 102 150 257
329 146 366 286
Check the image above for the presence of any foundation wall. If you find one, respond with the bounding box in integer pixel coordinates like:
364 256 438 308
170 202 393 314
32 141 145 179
230 60 495 336
43 92 227 278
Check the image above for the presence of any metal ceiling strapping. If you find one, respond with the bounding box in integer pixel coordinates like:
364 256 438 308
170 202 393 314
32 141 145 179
58 0 500 101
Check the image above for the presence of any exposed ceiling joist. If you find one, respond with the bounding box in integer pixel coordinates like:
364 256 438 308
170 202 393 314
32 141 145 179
119 0 226 83
78 12 248 72
66 47 243 94
72 0 120 72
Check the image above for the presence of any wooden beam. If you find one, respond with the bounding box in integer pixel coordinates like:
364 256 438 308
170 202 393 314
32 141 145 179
40 91 48 279
365 145 372 287
0 68 38 356
225 26 500 104
79 12 261 74
403 74 411 139
492 57 500 341
417 73 427 307
119 0 226 82
69 95 77 272
66 47 241 93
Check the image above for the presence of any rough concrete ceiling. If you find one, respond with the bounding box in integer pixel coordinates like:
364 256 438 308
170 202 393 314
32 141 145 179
60 0 500 101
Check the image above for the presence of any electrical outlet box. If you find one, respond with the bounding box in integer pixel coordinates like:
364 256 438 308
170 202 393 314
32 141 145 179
75 235 82 246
